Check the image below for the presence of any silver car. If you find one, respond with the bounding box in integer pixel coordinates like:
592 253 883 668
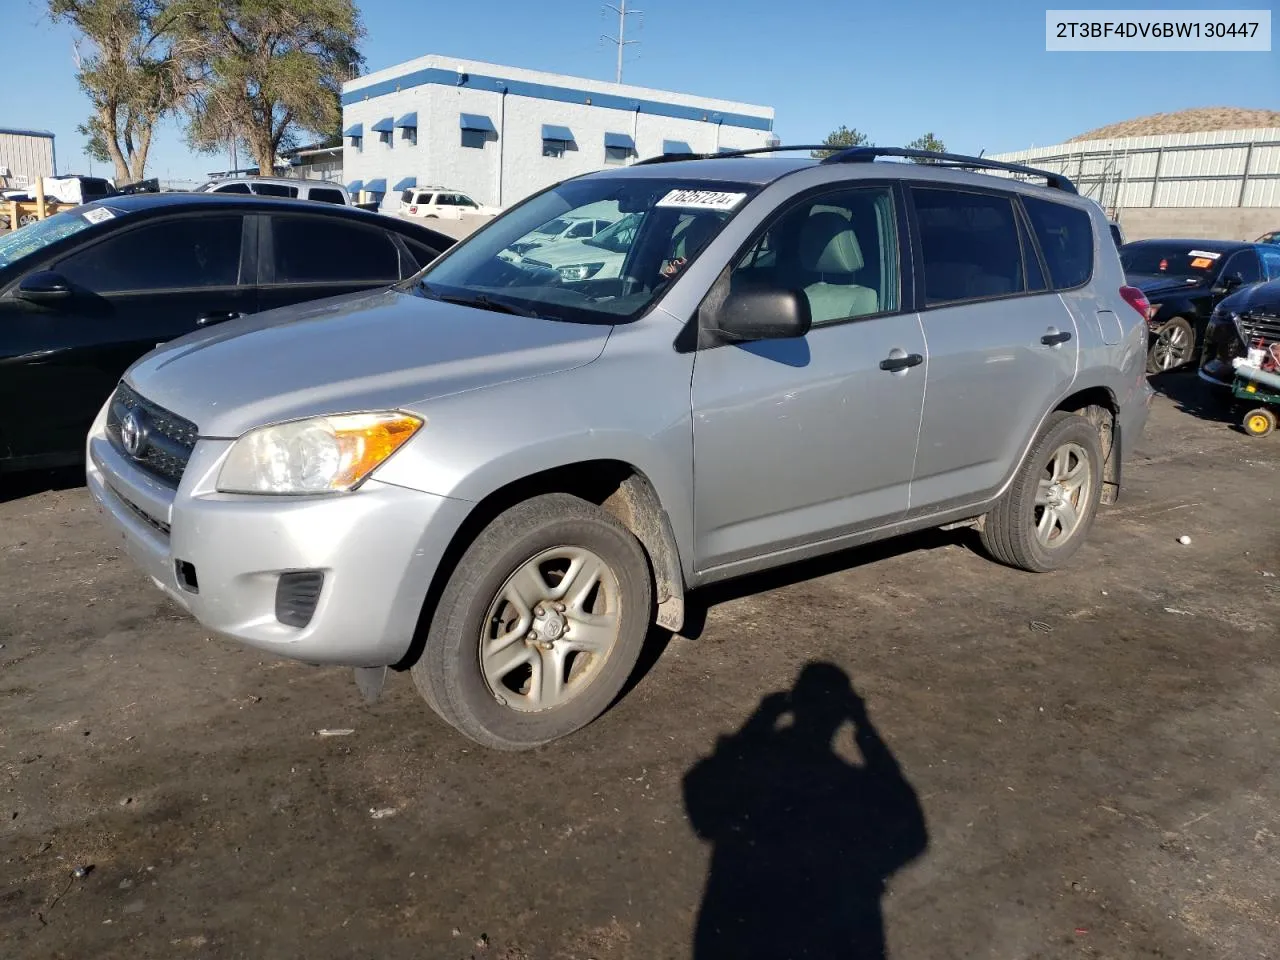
87 146 1153 749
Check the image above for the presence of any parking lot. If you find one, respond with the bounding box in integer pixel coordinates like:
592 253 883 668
2 371 1278 959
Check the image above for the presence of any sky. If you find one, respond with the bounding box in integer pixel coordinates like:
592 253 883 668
3 0 1276 182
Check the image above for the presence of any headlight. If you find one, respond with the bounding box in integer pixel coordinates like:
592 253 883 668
557 262 605 281
216 412 423 495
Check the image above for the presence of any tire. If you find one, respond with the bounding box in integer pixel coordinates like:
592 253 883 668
1146 316 1195 374
1243 407 1276 438
412 493 653 750
979 411 1104 573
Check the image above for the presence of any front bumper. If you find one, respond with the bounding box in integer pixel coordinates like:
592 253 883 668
86 406 472 667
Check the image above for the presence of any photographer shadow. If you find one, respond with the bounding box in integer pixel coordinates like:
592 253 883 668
683 662 928 959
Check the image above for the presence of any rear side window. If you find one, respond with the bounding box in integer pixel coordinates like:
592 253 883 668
308 188 346 205
213 182 251 194
403 238 444 271
57 216 243 292
252 182 298 198
270 216 401 284
912 188 1024 304
1022 196 1095 290
1259 247 1280 280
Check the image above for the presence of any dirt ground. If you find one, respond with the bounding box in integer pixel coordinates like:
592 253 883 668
2 371 1278 960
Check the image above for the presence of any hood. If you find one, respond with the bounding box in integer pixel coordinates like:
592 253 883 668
124 287 611 438
1128 274 1208 299
1221 277 1280 316
521 239 621 269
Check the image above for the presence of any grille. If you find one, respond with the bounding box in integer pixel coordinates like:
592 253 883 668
105 481 171 537
106 383 199 486
521 257 553 270
275 571 325 628
1239 311 1280 346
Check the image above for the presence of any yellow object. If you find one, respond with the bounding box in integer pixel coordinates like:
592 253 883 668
327 412 423 489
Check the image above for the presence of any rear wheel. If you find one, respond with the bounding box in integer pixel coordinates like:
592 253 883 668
412 493 653 750
1147 316 1195 373
979 412 1104 573
1243 407 1276 438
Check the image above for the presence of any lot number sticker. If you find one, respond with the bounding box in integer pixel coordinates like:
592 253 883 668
655 190 747 211
1187 249 1221 260
82 207 115 224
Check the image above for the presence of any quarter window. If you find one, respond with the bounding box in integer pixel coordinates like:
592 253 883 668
731 187 900 326
57 216 243 291
212 182 251 194
1022 196 1095 290
309 188 346 205
912 188 1025 304
270 216 401 284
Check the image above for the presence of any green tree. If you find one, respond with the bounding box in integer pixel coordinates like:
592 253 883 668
51 0 187 184
810 125 872 159
905 132 947 161
175 0 364 175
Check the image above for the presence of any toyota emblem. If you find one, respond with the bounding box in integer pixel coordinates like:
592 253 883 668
120 410 146 458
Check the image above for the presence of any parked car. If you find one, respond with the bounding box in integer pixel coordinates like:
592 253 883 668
516 211 642 281
0 175 116 229
194 176 350 205
1257 230 1279 246
1119 238 1280 373
399 187 499 220
88 146 1151 749
1108 220 1125 247
0 193 453 472
1199 277 1280 391
498 214 617 263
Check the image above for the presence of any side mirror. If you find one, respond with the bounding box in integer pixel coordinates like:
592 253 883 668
712 287 812 342
16 270 73 304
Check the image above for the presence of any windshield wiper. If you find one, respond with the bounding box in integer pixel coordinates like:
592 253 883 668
419 283 542 318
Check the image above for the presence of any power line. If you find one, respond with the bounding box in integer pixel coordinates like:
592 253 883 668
600 1 642 84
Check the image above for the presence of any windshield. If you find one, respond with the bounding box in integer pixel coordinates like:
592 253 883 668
533 218 572 236
415 176 759 324
0 208 101 269
1121 243 1225 281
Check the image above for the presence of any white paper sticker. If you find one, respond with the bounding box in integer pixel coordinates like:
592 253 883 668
655 189 747 211
82 207 115 224
1187 249 1220 260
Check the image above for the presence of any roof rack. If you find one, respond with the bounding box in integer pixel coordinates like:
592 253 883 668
820 146 1077 193
632 143 1077 193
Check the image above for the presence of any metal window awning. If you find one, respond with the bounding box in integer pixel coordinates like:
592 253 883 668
459 113 496 133
393 176 417 190
346 179 363 192
662 139 693 155
541 124 575 143
395 112 418 129
604 132 635 149
364 178 387 193
344 123 363 138
371 117 395 134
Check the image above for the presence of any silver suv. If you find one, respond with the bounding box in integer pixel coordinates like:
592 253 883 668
87 146 1153 749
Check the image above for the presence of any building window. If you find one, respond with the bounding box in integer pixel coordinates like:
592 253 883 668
402 128 417 146
379 131 392 147
461 129 488 149
543 139 568 158
350 136 362 152
540 124 575 160
604 145 631 164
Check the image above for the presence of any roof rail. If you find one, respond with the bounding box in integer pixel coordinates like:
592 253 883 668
633 144 834 165
820 146 1077 193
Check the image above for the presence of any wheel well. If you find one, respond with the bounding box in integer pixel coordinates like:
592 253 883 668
1055 388 1120 505
392 461 686 671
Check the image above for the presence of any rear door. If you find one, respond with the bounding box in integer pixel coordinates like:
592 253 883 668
0 212 251 461
256 212 406 311
906 186 1079 517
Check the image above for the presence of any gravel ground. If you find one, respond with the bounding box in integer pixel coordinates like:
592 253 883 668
2 371 1277 960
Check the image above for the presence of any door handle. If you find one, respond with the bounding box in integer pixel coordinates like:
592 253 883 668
196 311 243 326
879 352 924 373
1041 329 1072 346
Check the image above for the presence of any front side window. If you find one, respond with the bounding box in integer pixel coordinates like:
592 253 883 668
457 196 478 209
213 182 251 194
1022 195 1094 290
415 176 760 324
1221 249 1262 284
912 188 1025 304
566 221 594 239
730 187 900 325
57 216 243 291
1259 247 1280 280
270 216 400 284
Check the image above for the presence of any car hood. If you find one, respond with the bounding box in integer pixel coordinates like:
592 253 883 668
521 239 619 268
124 287 611 438
1219 277 1280 315
1128 274 1208 299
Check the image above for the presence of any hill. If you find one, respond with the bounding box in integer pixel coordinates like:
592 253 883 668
1071 107 1280 142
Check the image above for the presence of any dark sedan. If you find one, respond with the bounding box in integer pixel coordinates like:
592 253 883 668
1119 239 1280 373
0 193 454 472
1199 277 1280 390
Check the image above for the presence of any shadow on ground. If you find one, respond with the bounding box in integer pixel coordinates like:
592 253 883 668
683 662 928 959
0 466 84 505
1149 370 1236 426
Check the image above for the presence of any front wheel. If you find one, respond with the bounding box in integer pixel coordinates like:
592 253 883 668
412 493 653 750
979 411 1104 573
1147 316 1195 374
1243 407 1276 438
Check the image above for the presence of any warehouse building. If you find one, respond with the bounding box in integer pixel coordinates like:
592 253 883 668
340 55 775 211
0 127 56 191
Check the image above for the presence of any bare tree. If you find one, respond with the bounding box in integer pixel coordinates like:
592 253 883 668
175 0 364 175
51 0 188 184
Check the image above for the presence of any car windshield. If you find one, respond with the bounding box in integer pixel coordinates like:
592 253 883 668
533 218 572 236
0 208 101 269
1121 243 1225 281
414 176 759 324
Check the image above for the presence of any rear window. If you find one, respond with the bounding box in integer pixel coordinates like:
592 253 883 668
252 182 299 198
1022 196 1095 290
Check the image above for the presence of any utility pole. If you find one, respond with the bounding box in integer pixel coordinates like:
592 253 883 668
601 1 642 84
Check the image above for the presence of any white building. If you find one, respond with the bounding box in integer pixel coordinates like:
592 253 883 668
340 55 775 211
0 127 56 191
